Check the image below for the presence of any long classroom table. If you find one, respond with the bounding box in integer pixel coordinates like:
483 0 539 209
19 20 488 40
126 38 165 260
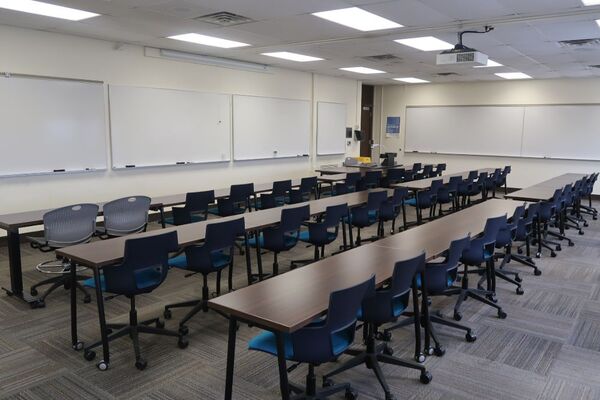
208 198 524 400
394 168 497 192
504 173 588 202
0 176 338 306
55 188 394 369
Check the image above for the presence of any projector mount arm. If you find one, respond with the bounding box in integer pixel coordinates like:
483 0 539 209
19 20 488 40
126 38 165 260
455 25 494 50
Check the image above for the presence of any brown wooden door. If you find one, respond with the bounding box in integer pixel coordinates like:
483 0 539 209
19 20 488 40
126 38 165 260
360 85 374 158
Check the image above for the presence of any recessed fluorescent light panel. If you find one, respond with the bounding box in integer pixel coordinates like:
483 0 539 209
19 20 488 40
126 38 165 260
0 0 99 21
394 77 430 83
262 52 323 62
596 18 600 27
582 0 600 5
495 72 532 80
394 36 454 51
340 67 385 74
312 7 402 31
168 33 250 49
473 59 503 68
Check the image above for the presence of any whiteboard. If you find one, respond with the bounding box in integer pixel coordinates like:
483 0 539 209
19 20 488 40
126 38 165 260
0 75 106 177
317 102 347 155
109 85 231 168
233 95 310 160
522 105 600 160
405 106 524 157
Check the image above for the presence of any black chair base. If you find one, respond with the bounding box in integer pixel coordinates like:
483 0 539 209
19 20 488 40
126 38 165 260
30 274 91 306
84 296 187 370
323 325 431 400
288 364 356 400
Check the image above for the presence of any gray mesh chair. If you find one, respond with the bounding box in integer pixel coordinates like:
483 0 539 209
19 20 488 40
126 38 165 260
97 196 151 238
29 204 99 307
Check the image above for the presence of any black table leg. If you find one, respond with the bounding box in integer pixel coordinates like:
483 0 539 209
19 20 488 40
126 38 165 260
2 228 39 306
275 332 290 400
255 230 264 281
420 270 431 353
244 233 253 285
224 317 237 400
93 268 110 369
411 277 424 362
70 261 82 350
159 205 166 228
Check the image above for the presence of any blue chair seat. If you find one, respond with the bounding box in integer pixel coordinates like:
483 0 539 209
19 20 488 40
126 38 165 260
415 273 455 290
163 213 205 226
248 328 352 361
167 251 231 270
298 230 337 243
404 198 417 206
83 267 163 291
247 233 298 248
208 206 246 216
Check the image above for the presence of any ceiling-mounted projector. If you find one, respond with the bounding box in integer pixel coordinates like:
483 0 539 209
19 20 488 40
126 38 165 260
436 26 493 66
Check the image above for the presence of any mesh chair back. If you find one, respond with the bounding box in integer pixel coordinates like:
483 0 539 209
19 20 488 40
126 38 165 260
103 231 178 296
103 196 151 236
43 204 99 248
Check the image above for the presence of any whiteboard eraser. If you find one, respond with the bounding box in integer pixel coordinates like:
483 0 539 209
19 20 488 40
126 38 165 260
176 161 185 165
53 169 65 172
126 165 136 168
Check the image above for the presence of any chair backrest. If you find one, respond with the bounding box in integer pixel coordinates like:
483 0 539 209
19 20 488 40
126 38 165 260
366 190 388 210
386 168 405 182
435 163 447 176
477 172 488 182
272 180 292 197
103 196 151 236
422 164 433 176
281 205 310 232
447 175 462 191
345 172 361 191
334 182 349 196
411 163 422 173
430 179 444 193
103 231 179 296
363 170 382 188
43 204 99 248
426 235 471 293
390 187 409 205
362 253 424 324
290 275 375 364
308 203 348 245
511 204 526 223
480 214 507 245
185 218 245 271
467 170 478 181
299 176 318 193
230 183 255 202
323 203 349 227
186 190 215 212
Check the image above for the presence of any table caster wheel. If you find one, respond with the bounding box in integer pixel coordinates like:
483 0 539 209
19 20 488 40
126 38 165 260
97 360 109 371
323 378 334 387
345 388 358 400
466 332 477 342
420 371 432 384
434 346 445 357
30 288 38 296
498 310 507 319
163 309 172 319
454 311 462 321
516 287 524 295
84 350 96 361
72 341 84 351
415 353 426 363
534 269 542 276
135 358 147 371
177 338 189 349
155 319 165 329
383 345 394 356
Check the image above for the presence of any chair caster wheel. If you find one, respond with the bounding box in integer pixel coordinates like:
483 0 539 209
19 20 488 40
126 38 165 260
534 269 542 276
536 252 541 258
71 340 84 351
486 294 498 303
178 326 189 336
516 287 524 295
498 310 507 319
453 311 462 321
84 350 96 361
155 319 165 329
579 231 584 235
415 353 426 363
420 371 432 384
426 346 434 356
551 252 557 258
466 332 477 342
323 378 334 387
384 393 395 400
345 388 358 400
515 275 522 283
383 345 394 356
568 241 575 247
433 346 445 357
83 295 91 304
177 338 189 349
556 245 561 251
517 248 523 254
105 328 113 335
30 288 38 296
31 300 45 309
377 331 392 342
135 358 147 371
97 360 109 371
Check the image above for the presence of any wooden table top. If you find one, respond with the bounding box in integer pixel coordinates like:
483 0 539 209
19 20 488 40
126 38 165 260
504 173 588 202
314 163 431 176
316 174 347 183
56 189 393 269
208 198 524 333
393 168 497 191
0 177 340 230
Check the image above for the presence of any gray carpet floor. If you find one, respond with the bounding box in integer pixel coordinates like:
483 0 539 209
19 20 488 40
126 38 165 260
1 199 599 399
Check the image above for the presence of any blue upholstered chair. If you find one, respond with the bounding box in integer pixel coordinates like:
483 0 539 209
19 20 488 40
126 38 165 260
382 168 406 187
82 231 187 370
357 170 382 191
249 205 310 276
344 172 361 192
405 188 436 225
379 187 409 233
290 176 318 203
163 218 245 335
454 215 508 321
211 183 254 216
351 190 387 245
513 203 541 274
436 175 461 215
248 275 374 400
323 254 432 400
490 205 526 295
257 180 291 210
165 191 214 226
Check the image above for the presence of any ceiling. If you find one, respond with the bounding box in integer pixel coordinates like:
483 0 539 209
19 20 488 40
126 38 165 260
2 0 600 84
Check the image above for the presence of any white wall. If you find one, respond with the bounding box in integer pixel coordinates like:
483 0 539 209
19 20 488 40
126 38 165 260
376 78 600 192
0 24 361 217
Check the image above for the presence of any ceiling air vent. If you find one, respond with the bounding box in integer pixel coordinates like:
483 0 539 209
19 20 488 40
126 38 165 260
558 38 600 49
437 72 459 76
362 54 402 63
194 12 253 26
